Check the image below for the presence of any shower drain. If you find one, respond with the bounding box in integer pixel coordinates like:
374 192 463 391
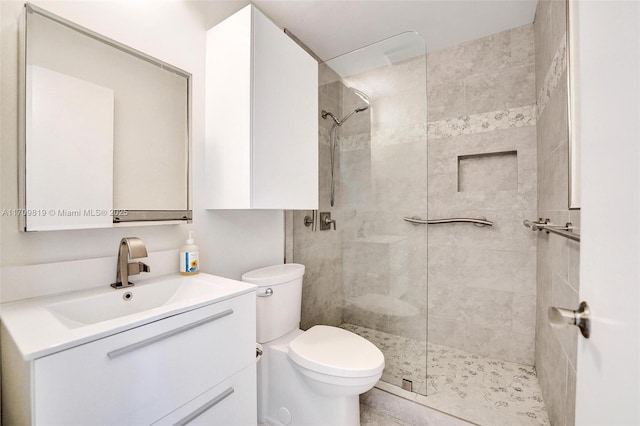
402 378 413 392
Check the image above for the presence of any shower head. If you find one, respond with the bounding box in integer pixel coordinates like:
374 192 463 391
338 105 369 125
322 105 370 127
322 102 370 208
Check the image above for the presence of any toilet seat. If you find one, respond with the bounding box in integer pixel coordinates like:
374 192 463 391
288 325 384 378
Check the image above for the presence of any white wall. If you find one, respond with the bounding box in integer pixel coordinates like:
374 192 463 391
0 0 284 295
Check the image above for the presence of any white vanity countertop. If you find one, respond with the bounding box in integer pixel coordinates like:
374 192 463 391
0 273 256 361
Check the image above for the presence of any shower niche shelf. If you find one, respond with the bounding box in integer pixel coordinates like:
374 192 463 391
457 150 518 192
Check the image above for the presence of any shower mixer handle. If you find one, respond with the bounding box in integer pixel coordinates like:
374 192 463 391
319 212 336 231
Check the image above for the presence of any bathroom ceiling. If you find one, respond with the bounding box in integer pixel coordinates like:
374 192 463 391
193 0 538 60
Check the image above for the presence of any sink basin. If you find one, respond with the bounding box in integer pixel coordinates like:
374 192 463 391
0 272 256 361
46 276 227 329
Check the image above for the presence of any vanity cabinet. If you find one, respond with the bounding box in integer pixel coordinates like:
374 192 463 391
205 5 318 209
1 292 257 425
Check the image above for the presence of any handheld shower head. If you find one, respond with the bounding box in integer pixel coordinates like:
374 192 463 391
321 105 369 127
321 101 370 208
338 105 370 125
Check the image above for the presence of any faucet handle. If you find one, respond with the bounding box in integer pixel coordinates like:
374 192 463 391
127 262 151 275
326 217 336 230
319 212 337 231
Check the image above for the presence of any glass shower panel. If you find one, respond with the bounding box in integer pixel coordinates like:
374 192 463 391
293 24 546 426
308 32 428 395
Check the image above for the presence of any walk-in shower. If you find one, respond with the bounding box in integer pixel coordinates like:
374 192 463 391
294 30 429 397
290 27 546 426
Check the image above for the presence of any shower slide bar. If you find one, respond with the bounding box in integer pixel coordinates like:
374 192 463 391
523 219 581 242
403 216 493 227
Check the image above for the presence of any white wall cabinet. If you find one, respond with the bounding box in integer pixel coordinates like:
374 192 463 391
1 292 257 425
205 5 318 209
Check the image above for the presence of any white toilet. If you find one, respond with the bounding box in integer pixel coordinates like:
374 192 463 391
242 263 384 426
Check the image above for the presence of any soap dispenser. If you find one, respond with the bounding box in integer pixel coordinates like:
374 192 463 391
180 231 199 275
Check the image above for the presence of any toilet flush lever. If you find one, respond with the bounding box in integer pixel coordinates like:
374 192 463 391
257 288 273 297
549 301 591 338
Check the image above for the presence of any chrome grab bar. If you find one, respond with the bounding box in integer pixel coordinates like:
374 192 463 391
403 216 493 227
523 219 581 242
107 309 234 359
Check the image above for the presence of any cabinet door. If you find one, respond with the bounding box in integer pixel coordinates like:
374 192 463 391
33 293 255 425
251 7 318 209
153 363 256 426
205 6 252 209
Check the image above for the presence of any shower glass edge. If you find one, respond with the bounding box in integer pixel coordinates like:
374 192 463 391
314 31 429 396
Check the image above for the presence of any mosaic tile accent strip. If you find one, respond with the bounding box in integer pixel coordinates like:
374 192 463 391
427 105 536 140
371 123 427 148
341 323 550 426
537 35 567 118
340 133 371 152
319 126 330 146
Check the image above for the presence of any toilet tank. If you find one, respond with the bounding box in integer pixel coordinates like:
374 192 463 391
242 263 305 343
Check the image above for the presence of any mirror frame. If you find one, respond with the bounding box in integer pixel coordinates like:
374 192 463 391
567 0 581 210
18 3 192 231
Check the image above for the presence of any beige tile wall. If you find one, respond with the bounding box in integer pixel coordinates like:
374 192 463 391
426 24 538 365
295 23 542 375
534 1 579 425
294 64 345 329
339 55 429 342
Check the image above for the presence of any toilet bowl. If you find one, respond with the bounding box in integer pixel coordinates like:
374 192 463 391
242 264 384 426
288 325 384 397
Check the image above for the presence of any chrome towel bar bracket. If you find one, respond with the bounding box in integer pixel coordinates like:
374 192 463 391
523 218 581 242
403 216 493 227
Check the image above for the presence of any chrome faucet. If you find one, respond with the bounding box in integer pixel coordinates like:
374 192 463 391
111 237 150 289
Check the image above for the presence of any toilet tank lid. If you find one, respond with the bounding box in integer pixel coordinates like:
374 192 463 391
241 263 305 286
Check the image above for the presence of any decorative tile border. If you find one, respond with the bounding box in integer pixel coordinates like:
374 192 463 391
319 126 330 146
536 35 566 118
324 105 536 147
340 133 371 152
340 124 427 151
372 123 426 148
427 104 536 140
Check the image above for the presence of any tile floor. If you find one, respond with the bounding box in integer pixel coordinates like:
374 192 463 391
342 323 550 426
360 404 411 426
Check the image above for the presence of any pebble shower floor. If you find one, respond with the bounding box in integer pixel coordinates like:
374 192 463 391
340 323 550 426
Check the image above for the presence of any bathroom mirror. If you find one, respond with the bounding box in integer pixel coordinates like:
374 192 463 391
19 4 191 231
567 0 581 209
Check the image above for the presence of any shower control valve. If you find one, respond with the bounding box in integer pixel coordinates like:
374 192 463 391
319 212 336 231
